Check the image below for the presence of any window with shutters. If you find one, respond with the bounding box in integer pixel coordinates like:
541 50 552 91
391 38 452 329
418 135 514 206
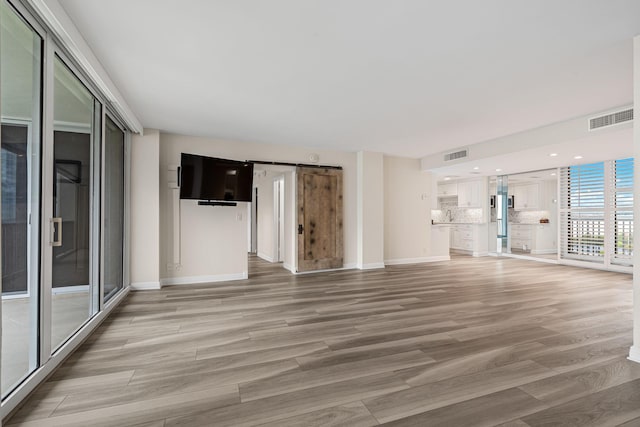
559 158 633 268
611 158 633 266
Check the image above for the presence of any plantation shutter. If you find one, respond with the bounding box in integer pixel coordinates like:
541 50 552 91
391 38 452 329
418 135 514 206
610 158 633 266
559 162 605 263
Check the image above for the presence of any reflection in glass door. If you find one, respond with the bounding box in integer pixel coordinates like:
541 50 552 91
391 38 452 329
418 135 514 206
103 116 125 302
1 0 42 398
50 57 99 351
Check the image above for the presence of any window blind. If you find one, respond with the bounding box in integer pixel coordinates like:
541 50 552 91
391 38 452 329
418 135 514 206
611 157 633 266
559 162 605 263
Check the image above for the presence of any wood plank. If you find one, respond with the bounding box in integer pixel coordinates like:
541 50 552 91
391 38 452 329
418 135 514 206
6 255 635 427
521 378 640 426
378 388 546 427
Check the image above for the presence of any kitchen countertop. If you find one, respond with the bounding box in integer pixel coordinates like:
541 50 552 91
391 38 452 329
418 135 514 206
432 222 483 226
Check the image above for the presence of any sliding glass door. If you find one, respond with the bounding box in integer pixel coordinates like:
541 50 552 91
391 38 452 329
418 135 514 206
1 0 42 398
49 56 100 351
1 0 130 405
103 116 125 302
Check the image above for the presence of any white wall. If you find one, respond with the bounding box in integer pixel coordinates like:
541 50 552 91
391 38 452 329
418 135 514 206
630 34 640 364
384 156 433 264
159 133 358 282
283 171 296 271
254 168 292 263
357 151 385 269
254 170 275 262
130 129 160 289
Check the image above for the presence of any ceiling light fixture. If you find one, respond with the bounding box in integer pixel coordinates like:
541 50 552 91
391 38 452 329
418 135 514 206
549 153 558 157
551 172 556 176
495 168 502 172
444 177 451 181
574 155 583 159
473 166 479 170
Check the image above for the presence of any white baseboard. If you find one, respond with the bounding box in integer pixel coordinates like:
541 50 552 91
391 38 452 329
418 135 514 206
358 262 386 270
385 256 450 265
160 272 248 286
472 251 489 257
629 346 640 364
130 281 161 290
531 249 557 255
257 252 274 263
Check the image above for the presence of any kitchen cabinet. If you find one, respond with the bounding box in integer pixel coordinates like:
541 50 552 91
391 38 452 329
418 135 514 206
510 224 533 251
450 224 474 251
512 184 539 210
438 183 457 196
457 181 482 208
508 223 556 254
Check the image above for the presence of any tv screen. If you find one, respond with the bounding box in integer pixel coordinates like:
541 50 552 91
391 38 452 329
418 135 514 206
179 153 254 202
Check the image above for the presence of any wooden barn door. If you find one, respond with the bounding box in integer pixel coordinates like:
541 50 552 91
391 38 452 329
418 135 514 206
297 167 343 272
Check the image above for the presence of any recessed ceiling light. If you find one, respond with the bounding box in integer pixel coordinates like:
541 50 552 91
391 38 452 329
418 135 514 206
551 172 556 176
443 177 451 181
473 166 479 170
549 153 558 157
574 155 583 159
495 168 502 172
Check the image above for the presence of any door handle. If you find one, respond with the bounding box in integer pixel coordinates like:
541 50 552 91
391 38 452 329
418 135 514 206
50 217 62 247
298 224 304 235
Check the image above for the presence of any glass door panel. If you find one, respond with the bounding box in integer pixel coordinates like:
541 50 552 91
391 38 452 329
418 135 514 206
103 116 124 302
51 56 98 351
1 0 42 397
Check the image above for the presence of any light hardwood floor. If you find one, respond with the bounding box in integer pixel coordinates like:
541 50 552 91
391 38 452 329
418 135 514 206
6 255 638 426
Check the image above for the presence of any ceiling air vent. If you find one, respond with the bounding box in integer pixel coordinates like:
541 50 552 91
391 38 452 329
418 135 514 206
589 108 633 131
443 149 468 162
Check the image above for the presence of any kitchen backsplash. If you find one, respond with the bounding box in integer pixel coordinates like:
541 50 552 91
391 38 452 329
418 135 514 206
511 210 551 224
490 208 551 224
432 199 483 223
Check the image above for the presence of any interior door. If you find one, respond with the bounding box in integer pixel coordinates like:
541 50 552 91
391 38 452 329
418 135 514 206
296 167 343 272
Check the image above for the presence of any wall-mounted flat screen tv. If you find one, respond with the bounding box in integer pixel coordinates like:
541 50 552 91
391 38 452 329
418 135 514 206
179 153 254 202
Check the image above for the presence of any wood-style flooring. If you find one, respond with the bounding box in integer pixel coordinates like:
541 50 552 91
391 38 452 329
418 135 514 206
6 255 638 426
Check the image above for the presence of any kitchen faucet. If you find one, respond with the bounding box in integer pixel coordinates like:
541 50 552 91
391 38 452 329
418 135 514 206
446 210 453 222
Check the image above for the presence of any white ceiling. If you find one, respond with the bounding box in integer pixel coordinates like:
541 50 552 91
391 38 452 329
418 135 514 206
58 0 640 159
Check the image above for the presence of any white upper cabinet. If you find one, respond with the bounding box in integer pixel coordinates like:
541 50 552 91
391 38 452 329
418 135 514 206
438 182 458 196
513 183 539 210
457 181 482 207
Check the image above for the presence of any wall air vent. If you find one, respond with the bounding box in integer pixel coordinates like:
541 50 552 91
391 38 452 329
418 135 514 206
589 108 633 131
443 149 468 162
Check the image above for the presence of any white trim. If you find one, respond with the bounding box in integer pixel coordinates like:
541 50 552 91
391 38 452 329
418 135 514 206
1 287 130 419
160 272 248 287
257 252 274 263
283 263 295 273
384 256 450 265
51 285 89 295
472 251 489 257
358 262 386 270
629 346 640 364
530 249 557 255
53 120 91 134
129 281 161 290
1 293 30 301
